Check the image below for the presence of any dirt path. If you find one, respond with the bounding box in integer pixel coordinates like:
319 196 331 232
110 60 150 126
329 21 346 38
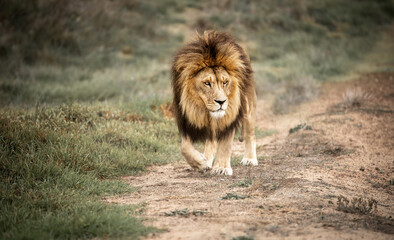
105 73 393 239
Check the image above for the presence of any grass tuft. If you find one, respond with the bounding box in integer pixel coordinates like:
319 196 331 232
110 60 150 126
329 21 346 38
232 236 254 240
221 193 249 200
230 178 253 188
289 123 312 134
337 195 378 214
164 208 208 217
341 87 372 109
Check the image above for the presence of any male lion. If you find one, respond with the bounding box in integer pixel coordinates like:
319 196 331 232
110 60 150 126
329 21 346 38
171 31 257 176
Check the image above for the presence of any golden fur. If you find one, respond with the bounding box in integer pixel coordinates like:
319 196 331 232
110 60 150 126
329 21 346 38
171 31 257 175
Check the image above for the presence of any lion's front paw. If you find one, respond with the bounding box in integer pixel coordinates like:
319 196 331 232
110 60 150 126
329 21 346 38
191 153 211 172
196 162 211 172
211 167 233 176
199 153 212 171
241 158 258 166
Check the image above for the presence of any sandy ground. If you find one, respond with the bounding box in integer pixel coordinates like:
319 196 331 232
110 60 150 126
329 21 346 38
104 73 393 240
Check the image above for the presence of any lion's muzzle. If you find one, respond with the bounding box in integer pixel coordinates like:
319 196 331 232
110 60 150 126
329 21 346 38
210 109 226 118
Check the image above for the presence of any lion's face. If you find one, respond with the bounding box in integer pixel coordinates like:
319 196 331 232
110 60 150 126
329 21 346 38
179 65 241 129
194 67 232 118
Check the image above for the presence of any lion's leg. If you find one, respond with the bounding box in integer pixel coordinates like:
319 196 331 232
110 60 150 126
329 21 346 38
240 105 258 166
181 136 210 171
203 139 217 168
212 129 235 176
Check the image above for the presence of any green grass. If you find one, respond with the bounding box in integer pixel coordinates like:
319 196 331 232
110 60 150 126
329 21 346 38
0 0 393 238
231 155 243 167
255 128 277 139
0 104 179 239
235 128 276 141
221 193 249 200
230 178 253 188
232 236 254 240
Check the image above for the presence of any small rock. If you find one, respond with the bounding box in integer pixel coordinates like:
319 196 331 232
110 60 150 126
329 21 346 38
360 166 365 171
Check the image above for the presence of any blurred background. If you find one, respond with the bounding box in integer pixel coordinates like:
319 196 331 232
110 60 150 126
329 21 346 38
1 0 393 111
1 1 394 239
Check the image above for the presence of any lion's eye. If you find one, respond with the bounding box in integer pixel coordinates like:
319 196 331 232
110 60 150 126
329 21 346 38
223 80 229 86
203 81 211 87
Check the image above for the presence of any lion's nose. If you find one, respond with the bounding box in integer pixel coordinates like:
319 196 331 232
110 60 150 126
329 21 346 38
214 99 227 106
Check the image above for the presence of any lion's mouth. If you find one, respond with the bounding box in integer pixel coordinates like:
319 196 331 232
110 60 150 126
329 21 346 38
210 109 225 118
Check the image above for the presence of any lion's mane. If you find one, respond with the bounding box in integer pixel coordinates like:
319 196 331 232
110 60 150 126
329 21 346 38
171 31 254 142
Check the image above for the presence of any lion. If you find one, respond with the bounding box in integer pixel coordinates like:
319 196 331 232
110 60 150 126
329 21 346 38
171 31 257 176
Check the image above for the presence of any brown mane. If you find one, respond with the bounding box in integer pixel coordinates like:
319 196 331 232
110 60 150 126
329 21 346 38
171 31 254 142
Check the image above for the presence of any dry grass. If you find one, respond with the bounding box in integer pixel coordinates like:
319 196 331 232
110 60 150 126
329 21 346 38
164 208 208 217
272 76 320 114
221 193 249 200
337 195 378 214
341 87 373 109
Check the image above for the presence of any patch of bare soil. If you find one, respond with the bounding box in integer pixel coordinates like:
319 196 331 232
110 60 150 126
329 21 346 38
104 73 394 240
